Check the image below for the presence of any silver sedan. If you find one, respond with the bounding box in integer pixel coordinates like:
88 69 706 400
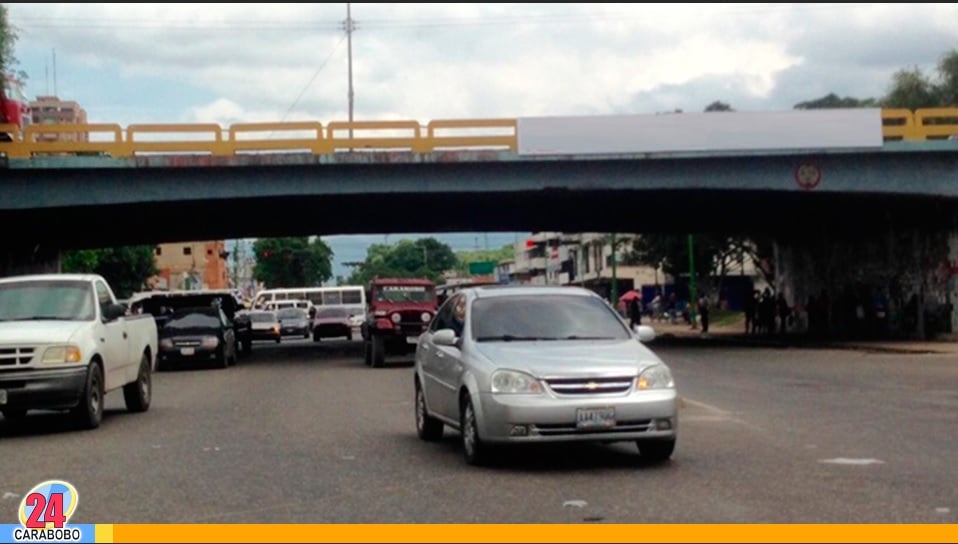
413 285 678 466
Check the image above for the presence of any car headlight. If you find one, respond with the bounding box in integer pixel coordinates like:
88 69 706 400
636 364 674 390
200 336 219 349
490 369 544 394
391 313 402 323
159 338 173 349
42 345 82 364
420 312 431 323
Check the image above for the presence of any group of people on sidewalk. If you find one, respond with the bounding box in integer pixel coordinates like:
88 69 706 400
744 288 791 335
627 291 713 334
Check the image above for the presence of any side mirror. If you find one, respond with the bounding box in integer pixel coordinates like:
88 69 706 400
634 324 656 343
104 303 127 321
432 328 459 347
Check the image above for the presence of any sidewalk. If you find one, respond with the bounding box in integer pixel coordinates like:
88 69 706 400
642 318 958 355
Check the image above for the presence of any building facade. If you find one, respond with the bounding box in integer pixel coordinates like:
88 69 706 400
29 95 88 142
150 241 229 291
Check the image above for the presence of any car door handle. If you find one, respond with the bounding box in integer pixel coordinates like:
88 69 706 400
123 332 127 339
436 351 445 359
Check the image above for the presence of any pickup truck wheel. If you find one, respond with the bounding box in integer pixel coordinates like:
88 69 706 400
123 352 152 413
371 336 385 368
72 363 104 429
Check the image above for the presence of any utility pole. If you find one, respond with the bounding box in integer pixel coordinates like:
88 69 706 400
344 3 356 139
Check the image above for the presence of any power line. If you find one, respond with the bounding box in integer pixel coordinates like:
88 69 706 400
278 34 347 124
10 4 886 31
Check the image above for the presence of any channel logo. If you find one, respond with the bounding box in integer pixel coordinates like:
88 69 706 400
2 480 95 543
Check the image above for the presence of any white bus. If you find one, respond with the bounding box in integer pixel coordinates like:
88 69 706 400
252 286 366 326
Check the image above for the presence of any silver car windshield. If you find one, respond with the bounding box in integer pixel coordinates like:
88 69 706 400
471 294 631 342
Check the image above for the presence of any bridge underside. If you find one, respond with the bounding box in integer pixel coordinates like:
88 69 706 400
2 189 956 249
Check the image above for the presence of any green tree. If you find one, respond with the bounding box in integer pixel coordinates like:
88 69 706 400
937 48 958 106
253 236 333 288
0 3 17 75
794 93 879 109
626 234 771 295
347 237 457 285
882 67 938 110
704 101 734 112
62 246 157 299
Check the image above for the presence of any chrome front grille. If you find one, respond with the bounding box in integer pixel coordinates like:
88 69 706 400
545 376 634 396
0 346 37 366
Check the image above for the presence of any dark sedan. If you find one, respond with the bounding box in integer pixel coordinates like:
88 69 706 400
277 308 311 339
157 306 238 370
311 307 354 341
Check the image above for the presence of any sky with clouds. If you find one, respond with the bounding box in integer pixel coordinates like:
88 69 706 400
5 3 958 277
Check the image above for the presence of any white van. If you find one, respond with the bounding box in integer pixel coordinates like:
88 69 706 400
262 299 312 313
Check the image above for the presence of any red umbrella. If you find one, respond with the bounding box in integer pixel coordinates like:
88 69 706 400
618 290 642 302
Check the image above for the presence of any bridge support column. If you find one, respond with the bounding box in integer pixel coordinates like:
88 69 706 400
773 224 958 340
0 244 62 278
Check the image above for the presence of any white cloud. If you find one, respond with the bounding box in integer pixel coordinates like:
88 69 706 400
8 3 957 125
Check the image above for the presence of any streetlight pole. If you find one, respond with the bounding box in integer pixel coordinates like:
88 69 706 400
688 234 698 329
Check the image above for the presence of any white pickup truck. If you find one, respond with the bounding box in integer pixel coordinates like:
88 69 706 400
0 273 158 429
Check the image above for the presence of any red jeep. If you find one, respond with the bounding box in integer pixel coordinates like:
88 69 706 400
361 278 438 367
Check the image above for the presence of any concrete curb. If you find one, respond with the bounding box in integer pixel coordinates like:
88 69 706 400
651 332 953 355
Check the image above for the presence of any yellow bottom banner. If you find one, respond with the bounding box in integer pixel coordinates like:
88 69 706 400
91 523 958 543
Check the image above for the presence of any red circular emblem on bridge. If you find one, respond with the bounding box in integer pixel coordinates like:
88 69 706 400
794 162 822 190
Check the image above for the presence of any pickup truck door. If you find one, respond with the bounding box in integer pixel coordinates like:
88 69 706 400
95 280 130 391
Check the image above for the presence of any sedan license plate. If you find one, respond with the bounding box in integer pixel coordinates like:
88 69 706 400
406 336 420 344
576 407 615 429
180 347 196 356
0 389 6 405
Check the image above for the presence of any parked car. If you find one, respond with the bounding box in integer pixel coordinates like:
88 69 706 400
413 285 677 466
311 307 354 342
157 306 238 370
277 307 310 339
248 310 281 343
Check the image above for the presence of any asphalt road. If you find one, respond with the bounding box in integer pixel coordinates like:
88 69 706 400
1 338 955 523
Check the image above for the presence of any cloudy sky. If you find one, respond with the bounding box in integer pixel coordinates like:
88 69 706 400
6 3 957 277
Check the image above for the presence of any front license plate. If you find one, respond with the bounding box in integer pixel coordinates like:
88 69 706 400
0 389 6 405
180 347 196 356
576 407 615 429
406 336 420 344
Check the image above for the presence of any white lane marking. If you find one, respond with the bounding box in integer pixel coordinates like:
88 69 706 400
563 500 588 508
819 458 885 465
935 507 950 514
2 492 19 500
681 397 765 431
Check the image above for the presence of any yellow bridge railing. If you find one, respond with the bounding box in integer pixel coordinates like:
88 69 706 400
0 109 955 160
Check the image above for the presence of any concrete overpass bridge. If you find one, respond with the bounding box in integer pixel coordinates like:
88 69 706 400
1 106 957 337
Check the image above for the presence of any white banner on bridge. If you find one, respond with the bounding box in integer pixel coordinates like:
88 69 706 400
517 109 884 155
